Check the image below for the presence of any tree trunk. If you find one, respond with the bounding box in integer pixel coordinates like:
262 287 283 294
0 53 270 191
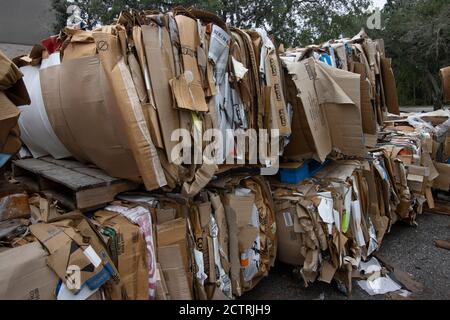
426 71 443 111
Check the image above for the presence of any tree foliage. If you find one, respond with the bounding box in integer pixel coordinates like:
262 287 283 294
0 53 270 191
370 0 450 108
51 0 371 46
50 0 450 107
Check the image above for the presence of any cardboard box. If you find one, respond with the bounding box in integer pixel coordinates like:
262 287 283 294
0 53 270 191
433 162 450 191
0 242 59 300
94 210 149 300
40 55 142 180
285 58 365 162
353 62 377 135
142 22 180 160
30 213 120 294
380 57 400 115
93 29 167 190
157 244 192 300
172 15 208 112
156 217 193 299
275 206 304 266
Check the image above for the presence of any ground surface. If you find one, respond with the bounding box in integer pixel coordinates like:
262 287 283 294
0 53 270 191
242 213 450 300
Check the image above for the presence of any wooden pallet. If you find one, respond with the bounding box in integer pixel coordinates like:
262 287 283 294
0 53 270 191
12 156 139 211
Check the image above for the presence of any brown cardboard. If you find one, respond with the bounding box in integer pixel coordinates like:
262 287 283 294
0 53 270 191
0 242 59 300
441 66 450 103
265 49 291 136
156 218 189 275
380 57 400 115
40 56 141 179
0 92 20 153
156 208 177 224
157 244 192 300
173 15 208 112
62 30 96 61
132 26 164 151
92 29 167 190
94 210 149 300
142 22 181 159
155 263 170 300
30 214 120 293
223 193 257 296
283 72 315 160
316 61 366 158
353 62 377 135
275 207 304 266
285 58 365 162
433 162 450 191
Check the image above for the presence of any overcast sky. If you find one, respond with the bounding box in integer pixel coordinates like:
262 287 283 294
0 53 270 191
372 0 387 8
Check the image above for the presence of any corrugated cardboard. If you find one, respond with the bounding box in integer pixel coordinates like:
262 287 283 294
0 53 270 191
223 193 259 296
40 55 142 180
173 15 208 112
142 21 181 160
353 62 377 135
0 50 29 156
30 214 120 294
94 210 149 300
283 71 315 160
0 92 20 154
62 29 97 61
433 162 450 191
93 29 167 190
156 217 189 273
157 244 192 300
0 242 59 300
441 66 450 103
285 58 365 162
275 206 304 266
380 57 400 115
265 47 291 136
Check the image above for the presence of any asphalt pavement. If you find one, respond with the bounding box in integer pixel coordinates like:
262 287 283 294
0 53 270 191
242 213 450 300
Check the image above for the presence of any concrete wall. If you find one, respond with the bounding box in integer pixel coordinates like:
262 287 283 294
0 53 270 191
0 0 56 45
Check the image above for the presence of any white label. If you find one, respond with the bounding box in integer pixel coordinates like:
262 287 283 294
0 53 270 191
83 245 102 268
283 212 294 227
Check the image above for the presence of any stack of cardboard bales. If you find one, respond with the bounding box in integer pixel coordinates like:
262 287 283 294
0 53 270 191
380 110 450 208
1 6 449 301
0 51 30 166
12 9 292 195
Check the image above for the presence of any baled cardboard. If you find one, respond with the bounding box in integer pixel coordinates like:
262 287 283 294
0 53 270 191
156 218 190 280
285 58 365 162
0 242 59 300
142 21 181 159
40 55 142 179
353 62 377 135
30 214 120 294
93 29 167 190
173 15 208 112
380 57 400 115
157 244 192 300
223 192 261 296
0 50 29 155
433 162 450 191
275 205 304 266
94 210 149 300
0 92 20 154
62 29 96 61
